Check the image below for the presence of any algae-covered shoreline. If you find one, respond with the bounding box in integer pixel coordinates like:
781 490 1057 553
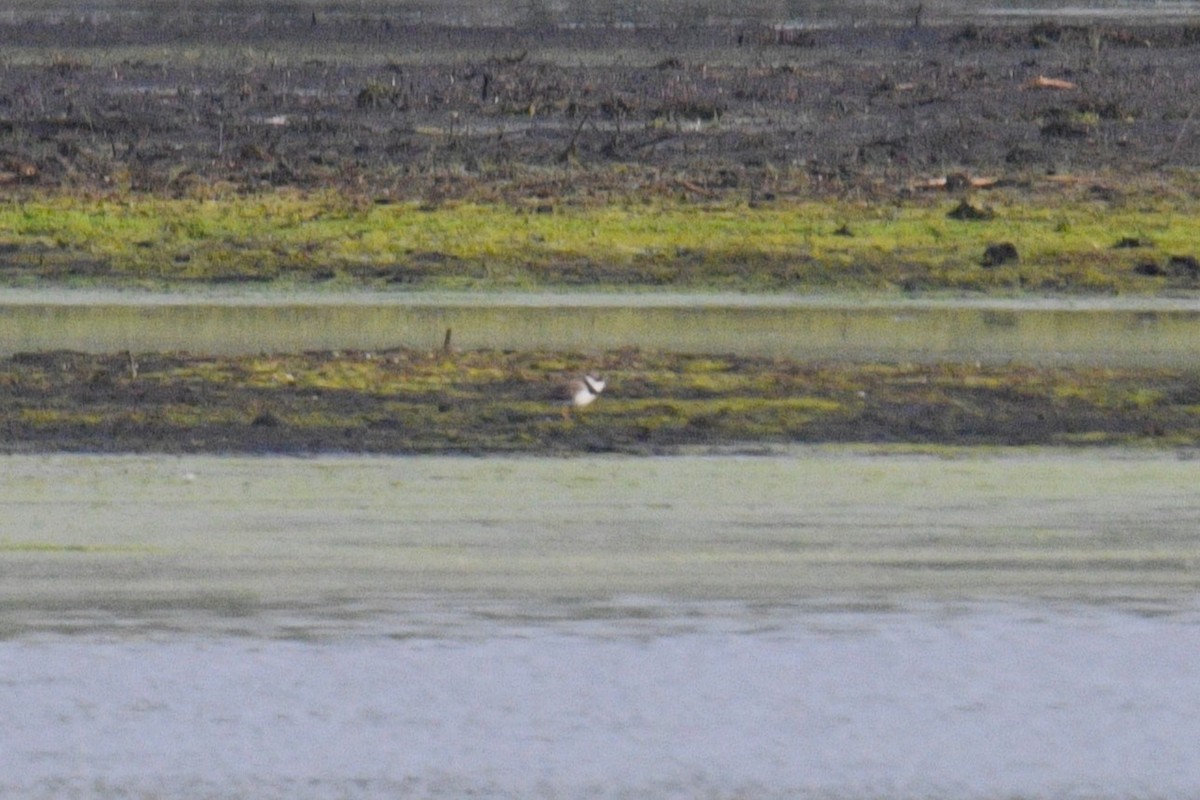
4 347 1200 454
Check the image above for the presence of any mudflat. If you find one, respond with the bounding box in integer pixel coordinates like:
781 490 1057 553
2 8 1199 201
3 6 1200 452
5 346 1200 453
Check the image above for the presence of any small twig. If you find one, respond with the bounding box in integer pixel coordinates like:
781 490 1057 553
1167 107 1197 165
677 178 716 198
557 108 592 163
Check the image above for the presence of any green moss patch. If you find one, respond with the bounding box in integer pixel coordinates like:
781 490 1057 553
2 183 1199 293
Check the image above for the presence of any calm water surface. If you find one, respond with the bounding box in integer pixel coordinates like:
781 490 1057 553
2 450 1199 799
4 290 1200 365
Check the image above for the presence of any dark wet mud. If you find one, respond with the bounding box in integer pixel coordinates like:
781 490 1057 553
1 14 1199 201
4 348 1200 453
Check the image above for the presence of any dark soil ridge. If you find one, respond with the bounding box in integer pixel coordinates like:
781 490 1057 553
4 348 1199 454
1 19 1199 200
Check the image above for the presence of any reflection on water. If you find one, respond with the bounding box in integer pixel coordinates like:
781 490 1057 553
2 450 1200 798
5 291 1200 365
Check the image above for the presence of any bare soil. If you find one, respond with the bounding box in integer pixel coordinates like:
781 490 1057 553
1 16 1199 201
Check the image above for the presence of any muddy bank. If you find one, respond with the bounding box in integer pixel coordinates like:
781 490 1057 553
1 15 1199 202
3 348 1199 453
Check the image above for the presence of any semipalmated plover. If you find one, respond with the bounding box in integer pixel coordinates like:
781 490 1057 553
561 374 605 416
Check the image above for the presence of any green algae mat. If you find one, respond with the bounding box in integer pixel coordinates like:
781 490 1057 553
3 186 1199 294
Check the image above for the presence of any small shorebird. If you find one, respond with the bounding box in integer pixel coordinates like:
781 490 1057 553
560 374 605 417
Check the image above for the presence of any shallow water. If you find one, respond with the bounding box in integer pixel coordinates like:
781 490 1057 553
3 450 1200 798
4 604 1200 800
3 290 1200 365
3 450 1200 629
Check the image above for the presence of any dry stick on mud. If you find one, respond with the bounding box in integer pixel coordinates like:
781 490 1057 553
1165 107 1197 165
558 109 593 163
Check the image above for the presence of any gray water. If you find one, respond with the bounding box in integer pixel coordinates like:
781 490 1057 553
2 450 1200 798
5 607 1200 800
